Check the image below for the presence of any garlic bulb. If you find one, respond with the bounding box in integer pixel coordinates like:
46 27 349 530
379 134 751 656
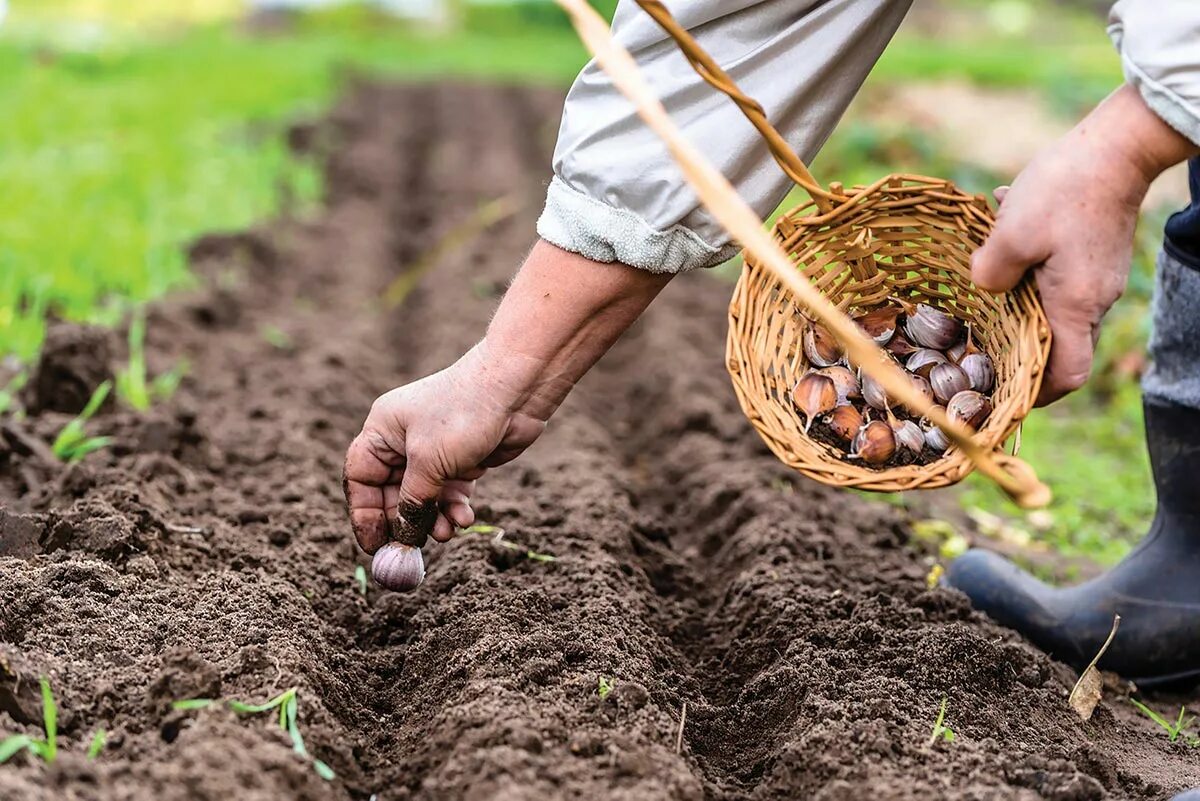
923 425 950 453
371 543 426 592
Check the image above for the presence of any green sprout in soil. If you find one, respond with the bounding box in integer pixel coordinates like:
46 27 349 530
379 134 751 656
928 696 955 746
116 313 188 411
460 523 557 563
0 371 27 416
598 676 615 701
260 324 294 351
86 729 107 760
172 687 335 780
354 565 368 596
0 678 58 765
51 381 113 463
1130 699 1200 745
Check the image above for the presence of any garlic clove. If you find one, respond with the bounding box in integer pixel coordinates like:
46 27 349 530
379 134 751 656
891 418 925 456
924 425 950 453
960 352 995 394
859 369 890 411
929 362 971 405
816 365 861 403
371 543 426 592
849 420 896 465
803 321 844 368
885 330 919 357
946 390 992 431
793 372 838 433
905 348 949 378
904 303 965 350
903 374 935 415
853 305 901 345
825 403 863 443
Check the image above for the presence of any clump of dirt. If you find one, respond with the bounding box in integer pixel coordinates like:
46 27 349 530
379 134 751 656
1 82 1199 801
22 321 115 415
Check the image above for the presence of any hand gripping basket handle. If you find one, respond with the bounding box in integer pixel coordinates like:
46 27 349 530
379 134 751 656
553 0 1051 508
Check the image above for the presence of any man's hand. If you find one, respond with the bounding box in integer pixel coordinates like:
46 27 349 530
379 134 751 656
343 342 549 551
344 241 671 554
971 84 1198 405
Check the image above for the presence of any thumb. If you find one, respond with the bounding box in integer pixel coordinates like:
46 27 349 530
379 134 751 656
971 211 1046 294
393 453 446 546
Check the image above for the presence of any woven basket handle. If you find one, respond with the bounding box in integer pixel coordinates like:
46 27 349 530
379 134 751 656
633 0 834 213
553 0 1051 508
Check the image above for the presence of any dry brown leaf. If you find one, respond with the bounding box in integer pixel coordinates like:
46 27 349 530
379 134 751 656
1070 666 1103 721
1068 615 1120 722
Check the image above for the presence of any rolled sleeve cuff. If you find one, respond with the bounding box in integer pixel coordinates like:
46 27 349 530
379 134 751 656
536 176 741 274
1109 24 1200 148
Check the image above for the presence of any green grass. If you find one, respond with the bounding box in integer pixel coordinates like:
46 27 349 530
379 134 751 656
172 687 335 780
0 678 59 765
0 9 587 362
51 379 113 462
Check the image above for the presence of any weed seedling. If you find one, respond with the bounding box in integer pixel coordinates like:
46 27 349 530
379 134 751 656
260 324 294 351
51 381 113 463
597 676 615 701
354 565 368 596
1130 699 1196 743
461 524 556 563
116 314 187 411
173 687 335 780
0 678 59 765
0 371 27 416
928 696 955 746
86 729 107 760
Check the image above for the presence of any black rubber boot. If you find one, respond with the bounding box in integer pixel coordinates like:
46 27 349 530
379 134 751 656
946 398 1200 687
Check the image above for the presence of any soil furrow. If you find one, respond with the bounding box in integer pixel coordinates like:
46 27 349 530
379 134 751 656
2 82 1200 801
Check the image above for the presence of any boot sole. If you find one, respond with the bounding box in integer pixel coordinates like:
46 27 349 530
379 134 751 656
1130 666 1200 691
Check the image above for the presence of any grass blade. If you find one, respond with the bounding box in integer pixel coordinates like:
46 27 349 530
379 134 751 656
313 759 336 781
39 678 57 764
0 735 33 764
86 729 107 760
172 699 216 711
229 689 292 715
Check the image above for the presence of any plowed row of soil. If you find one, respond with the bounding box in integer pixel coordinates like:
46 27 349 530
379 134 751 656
2 82 1199 801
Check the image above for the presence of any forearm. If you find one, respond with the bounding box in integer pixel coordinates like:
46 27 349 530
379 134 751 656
1087 85 1199 197
478 240 672 420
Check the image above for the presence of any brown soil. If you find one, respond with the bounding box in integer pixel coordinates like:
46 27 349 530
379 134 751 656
2 81 1199 801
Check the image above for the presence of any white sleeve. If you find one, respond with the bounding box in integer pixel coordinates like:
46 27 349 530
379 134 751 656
1109 0 1200 147
537 0 913 274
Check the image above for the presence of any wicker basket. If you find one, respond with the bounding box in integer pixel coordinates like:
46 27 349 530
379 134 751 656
728 179 1051 492
557 0 1053 506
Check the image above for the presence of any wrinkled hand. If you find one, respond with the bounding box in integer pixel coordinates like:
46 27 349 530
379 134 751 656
972 167 1141 406
970 84 1197 406
343 343 548 552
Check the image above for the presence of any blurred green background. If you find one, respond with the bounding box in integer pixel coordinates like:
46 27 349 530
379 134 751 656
0 0 1177 571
